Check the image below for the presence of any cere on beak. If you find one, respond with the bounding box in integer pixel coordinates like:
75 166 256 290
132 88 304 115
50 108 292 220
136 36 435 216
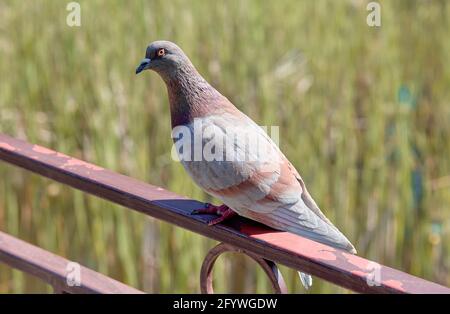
136 58 151 74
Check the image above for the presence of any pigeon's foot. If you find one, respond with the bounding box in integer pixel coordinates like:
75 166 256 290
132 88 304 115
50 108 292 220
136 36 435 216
191 203 237 226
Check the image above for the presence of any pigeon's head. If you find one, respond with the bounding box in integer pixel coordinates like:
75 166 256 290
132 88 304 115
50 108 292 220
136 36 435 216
135 40 192 78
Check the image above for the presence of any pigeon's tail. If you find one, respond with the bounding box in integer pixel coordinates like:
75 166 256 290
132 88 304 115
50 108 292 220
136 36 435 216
251 200 357 254
298 272 312 289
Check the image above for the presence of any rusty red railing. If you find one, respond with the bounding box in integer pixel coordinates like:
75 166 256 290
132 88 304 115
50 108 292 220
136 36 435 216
0 133 449 294
0 231 142 293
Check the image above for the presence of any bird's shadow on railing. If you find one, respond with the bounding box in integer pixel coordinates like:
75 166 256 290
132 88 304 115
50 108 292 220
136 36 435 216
151 198 282 236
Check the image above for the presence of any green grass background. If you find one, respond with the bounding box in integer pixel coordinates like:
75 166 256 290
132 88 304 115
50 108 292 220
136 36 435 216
0 0 449 293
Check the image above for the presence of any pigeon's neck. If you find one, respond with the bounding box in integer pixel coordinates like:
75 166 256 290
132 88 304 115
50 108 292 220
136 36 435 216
162 64 224 128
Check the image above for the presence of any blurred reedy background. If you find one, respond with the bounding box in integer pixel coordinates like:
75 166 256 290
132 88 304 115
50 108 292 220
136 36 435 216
0 0 449 293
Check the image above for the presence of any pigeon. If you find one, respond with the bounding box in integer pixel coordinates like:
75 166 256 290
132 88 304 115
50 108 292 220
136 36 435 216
136 41 357 289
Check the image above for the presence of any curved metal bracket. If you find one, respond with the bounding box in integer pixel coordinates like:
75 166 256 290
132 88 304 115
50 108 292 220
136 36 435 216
200 242 287 294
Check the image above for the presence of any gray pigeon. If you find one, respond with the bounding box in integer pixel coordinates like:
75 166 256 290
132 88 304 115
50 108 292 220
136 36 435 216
136 40 356 289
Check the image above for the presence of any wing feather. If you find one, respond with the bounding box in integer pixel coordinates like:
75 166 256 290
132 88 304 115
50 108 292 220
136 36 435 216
178 113 356 253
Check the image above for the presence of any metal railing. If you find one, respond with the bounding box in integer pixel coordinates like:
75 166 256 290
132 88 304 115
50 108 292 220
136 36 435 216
1 133 449 294
0 231 142 293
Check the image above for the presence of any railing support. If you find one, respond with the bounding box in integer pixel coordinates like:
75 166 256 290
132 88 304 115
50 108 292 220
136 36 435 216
200 243 287 294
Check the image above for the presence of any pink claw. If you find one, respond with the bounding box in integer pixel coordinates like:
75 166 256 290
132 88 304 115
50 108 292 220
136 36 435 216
192 203 237 225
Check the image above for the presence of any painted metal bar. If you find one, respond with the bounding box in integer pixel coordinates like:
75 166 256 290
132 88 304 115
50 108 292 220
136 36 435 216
0 231 143 293
1 133 449 294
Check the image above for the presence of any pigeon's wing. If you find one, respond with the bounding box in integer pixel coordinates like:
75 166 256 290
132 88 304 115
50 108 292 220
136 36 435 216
178 112 301 212
287 160 335 226
178 112 356 252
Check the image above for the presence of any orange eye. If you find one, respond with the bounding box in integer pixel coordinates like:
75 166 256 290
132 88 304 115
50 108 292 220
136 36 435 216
157 48 165 57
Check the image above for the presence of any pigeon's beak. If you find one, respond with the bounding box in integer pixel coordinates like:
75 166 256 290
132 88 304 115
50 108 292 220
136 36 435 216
135 58 151 74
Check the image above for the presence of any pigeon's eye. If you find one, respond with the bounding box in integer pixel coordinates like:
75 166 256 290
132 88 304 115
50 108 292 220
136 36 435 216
157 48 166 57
